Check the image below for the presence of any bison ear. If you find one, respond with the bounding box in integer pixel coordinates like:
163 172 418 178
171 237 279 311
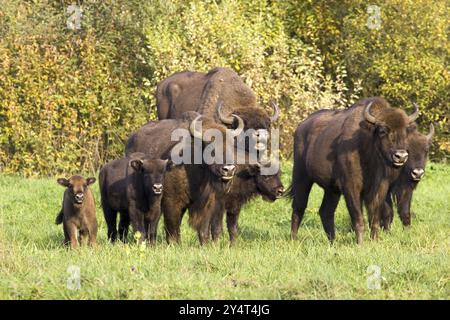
86 177 96 186
130 159 143 171
57 178 70 187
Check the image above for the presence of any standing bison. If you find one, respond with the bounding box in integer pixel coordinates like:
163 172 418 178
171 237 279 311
125 113 244 245
156 68 279 152
288 97 419 244
381 124 434 229
210 156 285 244
156 67 279 130
99 152 173 244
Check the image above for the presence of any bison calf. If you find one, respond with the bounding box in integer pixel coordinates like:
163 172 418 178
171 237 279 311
55 175 97 249
210 159 285 244
99 153 173 244
381 124 434 229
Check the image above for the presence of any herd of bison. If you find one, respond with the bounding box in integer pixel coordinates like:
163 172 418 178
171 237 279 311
54 67 434 248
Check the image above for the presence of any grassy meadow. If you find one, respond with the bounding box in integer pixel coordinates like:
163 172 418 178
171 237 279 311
0 162 449 299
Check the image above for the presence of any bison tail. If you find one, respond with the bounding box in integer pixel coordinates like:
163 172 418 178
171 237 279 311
55 210 64 225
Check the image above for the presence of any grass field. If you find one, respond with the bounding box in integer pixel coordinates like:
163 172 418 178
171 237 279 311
0 162 449 299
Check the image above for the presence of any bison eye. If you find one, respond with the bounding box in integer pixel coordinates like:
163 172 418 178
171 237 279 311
378 127 388 137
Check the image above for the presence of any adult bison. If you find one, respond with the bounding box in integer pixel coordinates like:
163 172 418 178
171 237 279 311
288 97 419 244
381 124 434 229
156 67 280 134
125 112 244 245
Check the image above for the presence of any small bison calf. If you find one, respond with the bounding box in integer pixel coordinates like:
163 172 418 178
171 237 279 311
210 159 285 244
99 152 173 244
55 175 97 249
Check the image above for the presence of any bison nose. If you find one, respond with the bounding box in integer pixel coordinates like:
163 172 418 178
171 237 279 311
221 165 236 180
392 150 408 166
276 187 285 198
411 168 424 181
74 193 84 203
152 183 163 195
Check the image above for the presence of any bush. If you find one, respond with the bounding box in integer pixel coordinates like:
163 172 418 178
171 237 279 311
0 0 150 176
0 0 447 176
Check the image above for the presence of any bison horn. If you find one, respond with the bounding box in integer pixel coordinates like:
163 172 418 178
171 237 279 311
230 114 244 137
189 115 204 140
363 101 382 125
217 101 234 124
426 123 434 142
270 101 280 122
408 103 420 123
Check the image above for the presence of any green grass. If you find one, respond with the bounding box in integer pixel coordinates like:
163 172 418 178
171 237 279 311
0 163 449 299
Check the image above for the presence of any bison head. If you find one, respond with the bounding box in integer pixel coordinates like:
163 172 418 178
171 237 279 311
217 101 279 151
130 156 174 196
189 114 243 184
406 124 434 182
364 101 419 168
246 158 284 201
57 175 96 205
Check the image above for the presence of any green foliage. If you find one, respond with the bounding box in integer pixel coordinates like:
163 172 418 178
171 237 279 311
0 0 448 176
0 0 150 176
0 163 449 299
279 0 449 159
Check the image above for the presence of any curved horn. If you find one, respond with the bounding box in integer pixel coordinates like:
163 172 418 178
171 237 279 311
189 115 204 140
217 101 234 124
408 103 420 123
229 114 244 137
426 123 434 142
364 101 380 125
270 101 280 122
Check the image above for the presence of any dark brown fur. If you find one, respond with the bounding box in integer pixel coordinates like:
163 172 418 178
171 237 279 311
288 97 418 244
99 153 173 244
161 163 233 245
126 114 240 245
210 160 284 244
55 175 97 249
156 67 273 130
382 129 433 229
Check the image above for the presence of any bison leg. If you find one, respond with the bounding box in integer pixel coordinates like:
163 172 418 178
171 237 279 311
79 229 89 246
396 188 413 227
145 208 161 245
163 205 183 244
103 205 118 242
118 211 130 242
290 179 313 240
319 190 340 242
63 222 70 246
343 190 365 244
210 210 225 242
381 195 394 231
66 222 79 249
129 204 146 243
226 210 240 245
88 222 98 247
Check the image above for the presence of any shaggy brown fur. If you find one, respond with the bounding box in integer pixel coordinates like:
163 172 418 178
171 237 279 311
156 67 275 131
55 175 97 249
288 97 419 244
161 163 232 245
